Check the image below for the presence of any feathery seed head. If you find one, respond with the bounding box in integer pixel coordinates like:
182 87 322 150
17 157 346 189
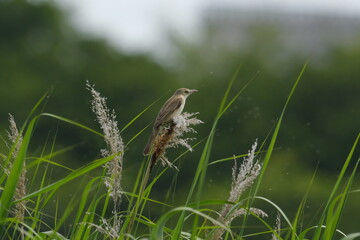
7 114 27 222
211 139 264 240
86 81 124 204
151 112 202 169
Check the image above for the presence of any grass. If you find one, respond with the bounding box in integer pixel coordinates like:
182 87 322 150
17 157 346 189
0 63 359 240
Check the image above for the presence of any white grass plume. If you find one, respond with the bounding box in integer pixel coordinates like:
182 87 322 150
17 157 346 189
272 212 281 240
211 140 265 240
88 216 120 240
86 81 124 231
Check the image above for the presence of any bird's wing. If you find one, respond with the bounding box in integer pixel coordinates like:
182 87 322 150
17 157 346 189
154 96 183 128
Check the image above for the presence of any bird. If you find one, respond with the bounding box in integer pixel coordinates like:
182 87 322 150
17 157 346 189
143 88 198 156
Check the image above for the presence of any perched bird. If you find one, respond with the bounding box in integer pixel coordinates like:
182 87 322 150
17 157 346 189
143 88 198 156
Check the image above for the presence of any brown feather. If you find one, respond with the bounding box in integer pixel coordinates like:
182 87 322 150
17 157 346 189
154 96 184 128
143 88 197 157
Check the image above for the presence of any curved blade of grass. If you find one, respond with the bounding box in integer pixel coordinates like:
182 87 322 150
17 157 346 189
122 191 172 208
22 90 51 130
126 138 206 235
205 195 291 239
76 193 107 240
40 142 83 160
239 62 307 238
121 138 204 235
340 233 360 240
209 148 275 165
40 113 102 137
15 154 115 203
39 231 67 240
125 122 152 147
255 196 294 231
178 66 252 240
246 211 283 240
0 114 37 224
217 64 244 117
254 62 307 199
14 220 44 239
151 206 231 240
0 91 50 187
72 176 102 235
123 161 145 218
53 195 78 234
191 71 257 238
27 157 75 172
290 166 318 240
324 158 359 240
188 199 232 208
121 96 163 132
298 225 347 239
25 161 51 240
313 133 359 240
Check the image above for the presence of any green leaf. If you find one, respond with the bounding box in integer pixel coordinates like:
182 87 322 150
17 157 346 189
340 233 360 240
151 206 230 240
40 113 103 137
15 154 115 203
239 62 307 238
0 115 36 223
313 132 360 240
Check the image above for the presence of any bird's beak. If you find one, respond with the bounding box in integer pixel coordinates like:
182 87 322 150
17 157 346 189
190 89 198 94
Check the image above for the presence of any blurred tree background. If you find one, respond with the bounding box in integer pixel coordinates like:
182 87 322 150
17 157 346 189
0 0 359 234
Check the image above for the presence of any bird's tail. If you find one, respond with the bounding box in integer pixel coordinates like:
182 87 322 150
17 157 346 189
143 128 159 156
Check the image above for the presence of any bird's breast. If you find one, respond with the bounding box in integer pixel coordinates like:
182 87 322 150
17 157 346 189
173 100 185 117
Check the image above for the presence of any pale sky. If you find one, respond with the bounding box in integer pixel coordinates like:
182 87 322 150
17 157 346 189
55 0 360 54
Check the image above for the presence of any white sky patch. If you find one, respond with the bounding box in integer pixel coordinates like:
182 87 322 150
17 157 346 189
55 0 360 53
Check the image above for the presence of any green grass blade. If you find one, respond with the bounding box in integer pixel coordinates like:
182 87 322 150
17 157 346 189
22 90 51 130
39 142 83 161
121 96 162 132
53 196 78 234
245 211 283 240
40 113 103 137
289 166 318 240
255 196 294 232
255 62 307 196
324 159 359 240
313 132 360 240
172 67 252 239
0 115 37 224
76 194 107 240
209 149 273 165
125 123 152 147
71 177 102 236
27 157 75 172
217 64 241 117
239 62 307 238
151 207 230 240
15 154 115 203
340 233 360 240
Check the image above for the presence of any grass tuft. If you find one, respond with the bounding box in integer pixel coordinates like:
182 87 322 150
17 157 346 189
0 64 358 240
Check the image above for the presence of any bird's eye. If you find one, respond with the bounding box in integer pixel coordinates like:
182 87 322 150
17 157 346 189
185 90 189 94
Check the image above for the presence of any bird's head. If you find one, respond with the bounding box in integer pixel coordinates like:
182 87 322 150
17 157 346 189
174 88 198 98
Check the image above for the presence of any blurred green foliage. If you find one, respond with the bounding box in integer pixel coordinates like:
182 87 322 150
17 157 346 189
0 0 359 233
